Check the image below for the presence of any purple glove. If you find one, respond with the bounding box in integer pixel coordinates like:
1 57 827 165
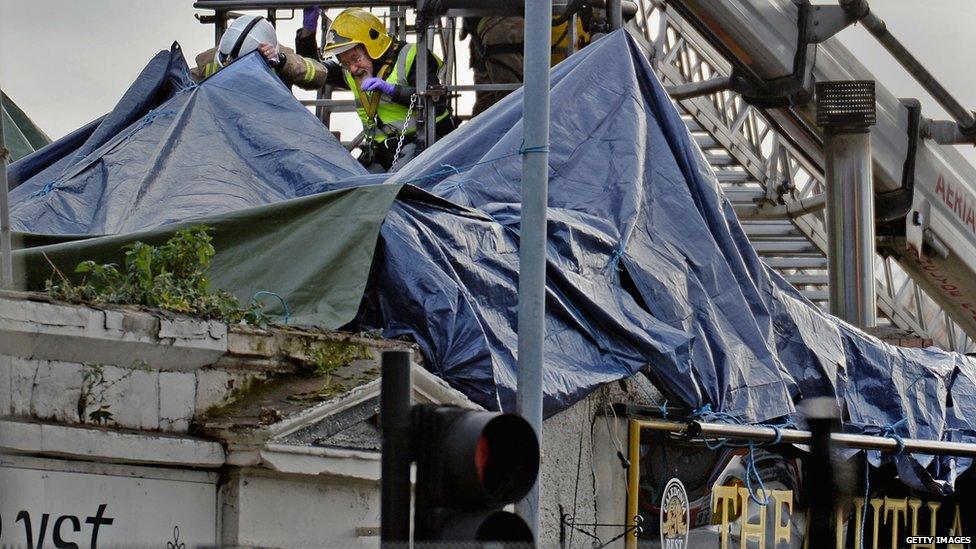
362 77 396 96
302 6 321 32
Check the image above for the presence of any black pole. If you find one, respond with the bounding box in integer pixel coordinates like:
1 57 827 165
381 350 412 544
801 397 840 549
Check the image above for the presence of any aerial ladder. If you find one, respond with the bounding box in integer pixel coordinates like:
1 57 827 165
192 0 976 352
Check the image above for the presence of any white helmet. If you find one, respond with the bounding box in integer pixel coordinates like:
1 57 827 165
216 15 277 67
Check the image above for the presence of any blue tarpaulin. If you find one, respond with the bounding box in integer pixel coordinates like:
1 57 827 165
9 31 976 492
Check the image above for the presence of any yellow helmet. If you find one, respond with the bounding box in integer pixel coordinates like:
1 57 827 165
323 8 392 60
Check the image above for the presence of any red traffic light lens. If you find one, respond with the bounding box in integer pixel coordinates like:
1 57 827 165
475 435 490 486
452 413 539 505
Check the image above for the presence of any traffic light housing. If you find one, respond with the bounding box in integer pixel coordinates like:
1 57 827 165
412 404 540 542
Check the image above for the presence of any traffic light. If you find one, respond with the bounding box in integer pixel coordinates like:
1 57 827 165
412 404 540 542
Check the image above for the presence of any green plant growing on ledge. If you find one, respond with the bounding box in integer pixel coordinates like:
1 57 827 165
45 226 265 324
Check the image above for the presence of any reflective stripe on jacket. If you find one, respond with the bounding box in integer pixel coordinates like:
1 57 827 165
190 46 328 90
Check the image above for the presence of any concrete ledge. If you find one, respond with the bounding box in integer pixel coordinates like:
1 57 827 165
0 293 227 371
0 419 225 468
260 444 381 481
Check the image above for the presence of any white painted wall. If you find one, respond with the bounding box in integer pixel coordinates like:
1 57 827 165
222 468 381 548
0 455 217 548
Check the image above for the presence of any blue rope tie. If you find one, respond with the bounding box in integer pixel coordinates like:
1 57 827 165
686 404 798 506
134 108 177 132
603 246 626 274
659 400 669 420
880 418 908 455
30 180 59 198
30 108 179 199
518 140 550 155
250 291 291 324
439 163 462 175
744 441 771 506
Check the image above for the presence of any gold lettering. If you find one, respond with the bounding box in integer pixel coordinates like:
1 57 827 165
927 502 942 548
852 498 866 549
803 509 811 549
885 498 908 546
712 485 739 549
738 487 767 549
772 490 793 546
836 501 847 549
870 498 885 549
908 499 923 549
948 504 965 549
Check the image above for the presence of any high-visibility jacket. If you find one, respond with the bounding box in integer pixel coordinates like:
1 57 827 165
343 43 451 143
191 46 329 90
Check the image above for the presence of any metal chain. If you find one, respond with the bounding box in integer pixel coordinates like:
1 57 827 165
391 93 418 168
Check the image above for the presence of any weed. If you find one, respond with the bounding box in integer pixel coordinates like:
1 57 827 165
45 226 265 325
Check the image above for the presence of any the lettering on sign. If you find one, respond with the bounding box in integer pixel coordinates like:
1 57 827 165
916 255 976 323
935 175 976 236
711 489 968 549
1 503 114 549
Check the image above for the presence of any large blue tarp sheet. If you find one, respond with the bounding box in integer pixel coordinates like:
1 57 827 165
9 45 366 234
9 31 976 492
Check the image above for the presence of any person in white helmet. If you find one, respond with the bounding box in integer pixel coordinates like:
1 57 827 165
191 14 329 91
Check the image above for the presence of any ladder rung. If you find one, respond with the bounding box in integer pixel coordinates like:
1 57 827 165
752 241 819 254
723 187 764 203
704 152 736 166
764 256 828 269
801 289 829 302
784 274 828 286
742 223 801 237
713 170 755 184
694 134 719 149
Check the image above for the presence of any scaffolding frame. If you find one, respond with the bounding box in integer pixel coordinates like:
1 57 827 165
192 0 625 149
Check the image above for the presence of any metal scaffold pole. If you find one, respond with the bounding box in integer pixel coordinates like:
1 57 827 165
0 91 13 288
516 0 552 535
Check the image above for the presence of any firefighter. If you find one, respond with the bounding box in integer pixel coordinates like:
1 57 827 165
191 14 328 91
465 8 597 117
297 7 456 172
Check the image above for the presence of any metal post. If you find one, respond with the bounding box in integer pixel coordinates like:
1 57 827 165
515 0 552 536
0 92 12 288
214 10 228 44
607 0 623 30
634 418 976 458
817 81 877 328
380 350 412 543
801 398 839 548
415 16 430 150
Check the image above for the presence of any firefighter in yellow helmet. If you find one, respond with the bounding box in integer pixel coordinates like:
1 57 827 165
297 8 456 172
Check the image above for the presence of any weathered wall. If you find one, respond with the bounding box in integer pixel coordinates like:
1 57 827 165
3 292 668 548
221 468 381 547
539 377 661 547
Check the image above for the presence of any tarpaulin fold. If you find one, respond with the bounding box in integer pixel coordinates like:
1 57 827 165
2 90 51 162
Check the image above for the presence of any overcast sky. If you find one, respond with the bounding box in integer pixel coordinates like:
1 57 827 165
1 0 975 149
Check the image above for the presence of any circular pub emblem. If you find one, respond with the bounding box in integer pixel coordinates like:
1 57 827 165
660 478 690 549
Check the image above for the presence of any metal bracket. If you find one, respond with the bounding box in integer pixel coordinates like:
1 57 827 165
418 84 449 100
804 4 859 44
921 117 976 144
727 0 819 108
876 99 921 227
